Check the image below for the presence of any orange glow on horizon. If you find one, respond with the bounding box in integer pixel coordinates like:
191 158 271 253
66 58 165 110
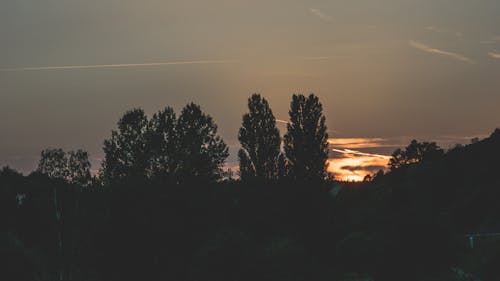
327 138 386 149
327 151 390 182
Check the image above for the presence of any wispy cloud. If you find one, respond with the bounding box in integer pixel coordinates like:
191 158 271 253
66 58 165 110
0 59 240 72
480 35 500 45
426 26 462 37
328 146 391 181
328 138 388 149
409 40 475 64
309 8 332 22
331 148 391 159
302 56 345 61
328 154 389 181
488 52 500 59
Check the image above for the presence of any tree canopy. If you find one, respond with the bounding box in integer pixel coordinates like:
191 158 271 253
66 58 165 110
389 140 444 170
147 107 178 182
101 109 149 184
283 94 329 181
37 148 91 186
176 103 229 183
238 94 281 181
101 104 229 185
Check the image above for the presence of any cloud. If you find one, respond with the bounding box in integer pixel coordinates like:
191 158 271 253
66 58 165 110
309 8 332 22
426 26 462 37
331 148 391 159
409 40 475 64
340 165 387 172
488 52 500 59
479 36 500 44
426 26 441 32
302 56 345 61
328 138 389 149
0 59 240 72
328 154 389 181
328 146 391 181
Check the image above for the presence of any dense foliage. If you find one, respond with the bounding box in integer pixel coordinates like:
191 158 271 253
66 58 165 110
238 94 281 181
284 94 329 182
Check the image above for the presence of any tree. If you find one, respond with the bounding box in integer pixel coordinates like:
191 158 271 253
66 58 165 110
147 107 178 181
176 103 229 183
37 148 68 180
283 94 329 181
67 150 92 186
36 148 92 186
389 140 444 170
238 94 281 181
101 109 149 184
238 149 255 181
0 166 22 178
277 153 290 179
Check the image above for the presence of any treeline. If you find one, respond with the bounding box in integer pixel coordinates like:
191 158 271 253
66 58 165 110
1 93 335 281
2 93 500 281
35 93 330 186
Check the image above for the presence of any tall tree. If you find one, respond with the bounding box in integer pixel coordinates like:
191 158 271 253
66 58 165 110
238 149 255 181
277 152 290 179
238 94 281 181
101 109 149 184
176 103 229 183
147 107 178 181
283 94 329 181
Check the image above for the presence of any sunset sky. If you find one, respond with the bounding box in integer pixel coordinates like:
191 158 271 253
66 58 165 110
1 1 499 180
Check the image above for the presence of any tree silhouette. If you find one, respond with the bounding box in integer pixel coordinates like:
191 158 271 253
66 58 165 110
67 149 92 186
283 94 329 181
37 148 91 186
101 109 149 184
277 152 290 179
389 140 444 170
37 148 69 180
238 149 255 181
238 94 281 181
147 107 178 182
176 103 229 183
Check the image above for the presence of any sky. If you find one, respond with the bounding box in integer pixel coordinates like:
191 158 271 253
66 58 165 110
1 0 500 180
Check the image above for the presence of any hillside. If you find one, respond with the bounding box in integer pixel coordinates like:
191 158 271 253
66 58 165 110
333 129 500 280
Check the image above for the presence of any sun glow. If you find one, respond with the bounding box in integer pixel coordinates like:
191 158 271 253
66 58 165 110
328 155 389 181
328 138 392 181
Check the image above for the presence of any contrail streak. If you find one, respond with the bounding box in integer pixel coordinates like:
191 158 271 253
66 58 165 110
332 148 391 159
275 119 289 124
275 118 338 134
0 59 240 72
409 40 475 64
